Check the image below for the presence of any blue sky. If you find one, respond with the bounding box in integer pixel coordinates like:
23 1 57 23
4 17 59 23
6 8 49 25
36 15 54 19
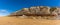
0 0 60 16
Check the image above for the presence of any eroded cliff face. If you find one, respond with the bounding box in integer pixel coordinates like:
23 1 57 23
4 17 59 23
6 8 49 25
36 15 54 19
10 6 60 16
9 6 60 20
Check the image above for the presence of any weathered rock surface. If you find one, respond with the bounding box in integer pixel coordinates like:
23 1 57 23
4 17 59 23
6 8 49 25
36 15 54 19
9 6 60 16
8 6 60 20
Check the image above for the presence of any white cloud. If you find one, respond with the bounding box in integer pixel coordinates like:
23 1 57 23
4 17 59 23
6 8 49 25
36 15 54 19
0 10 7 12
0 10 10 16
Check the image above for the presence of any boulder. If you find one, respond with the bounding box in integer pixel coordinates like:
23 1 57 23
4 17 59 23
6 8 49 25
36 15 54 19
29 6 37 14
50 7 58 16
57 8 60 15
38 6 50 15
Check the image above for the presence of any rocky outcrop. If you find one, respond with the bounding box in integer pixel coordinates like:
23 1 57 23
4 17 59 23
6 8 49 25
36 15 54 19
9 6 60 16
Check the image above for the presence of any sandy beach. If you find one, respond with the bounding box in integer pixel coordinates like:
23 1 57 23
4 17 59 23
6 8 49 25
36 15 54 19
0 17 59 25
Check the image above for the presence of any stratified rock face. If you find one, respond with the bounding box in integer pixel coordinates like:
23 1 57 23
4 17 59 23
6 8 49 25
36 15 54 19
9 6 60 16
